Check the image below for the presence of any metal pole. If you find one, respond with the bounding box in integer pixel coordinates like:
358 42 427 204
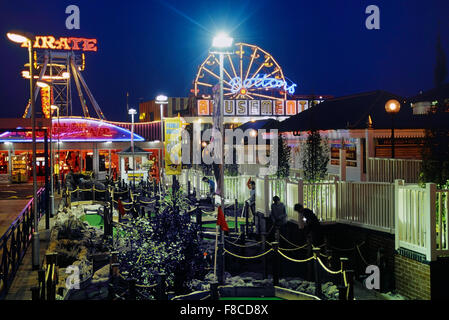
391 114 395 159
217 52 225 285
160 103 164 192
131 112 135 189
30 40 40 270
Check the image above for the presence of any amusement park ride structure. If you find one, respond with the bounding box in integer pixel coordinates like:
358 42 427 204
193 42 297 101
21 36 105 120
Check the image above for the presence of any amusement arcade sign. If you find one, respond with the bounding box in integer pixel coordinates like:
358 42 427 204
21 35 98 52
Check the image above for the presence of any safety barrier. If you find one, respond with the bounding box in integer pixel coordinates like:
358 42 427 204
31 252 58 301
0 187 45 300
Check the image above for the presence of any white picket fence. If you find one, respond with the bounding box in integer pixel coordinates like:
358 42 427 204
395 180 449 261
179 169 447 262
368 157 422 183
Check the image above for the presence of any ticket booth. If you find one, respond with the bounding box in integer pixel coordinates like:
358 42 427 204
118 146 150 184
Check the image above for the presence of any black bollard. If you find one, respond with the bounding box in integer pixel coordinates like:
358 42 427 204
234 199 238 234
272 242 279 286
240 224 246 244
338 285 347 300
38 269 46 300
261 232 267 279
210 281 219 300
31 286 40 301
156 273 167 300
127 278 136 300
245 201 249 236
313 247 323 298
346 270 354 300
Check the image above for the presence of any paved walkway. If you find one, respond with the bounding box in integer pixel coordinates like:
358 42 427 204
4 196 60 300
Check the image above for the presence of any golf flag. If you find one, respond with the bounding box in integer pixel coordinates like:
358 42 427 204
216 206 229 232
247 177 252 189
118 199 126 217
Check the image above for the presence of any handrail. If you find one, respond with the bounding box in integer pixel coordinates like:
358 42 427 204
1 187 45 300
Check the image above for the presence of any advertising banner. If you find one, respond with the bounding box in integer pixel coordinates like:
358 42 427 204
164 117 182 175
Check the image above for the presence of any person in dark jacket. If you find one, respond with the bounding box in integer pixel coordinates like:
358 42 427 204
271 196 287 241
294 203 323 247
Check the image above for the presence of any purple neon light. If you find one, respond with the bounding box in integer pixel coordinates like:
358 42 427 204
0 118 145 142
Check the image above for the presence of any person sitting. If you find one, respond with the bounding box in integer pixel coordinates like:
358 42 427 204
294 203 323 247
271 196 287 241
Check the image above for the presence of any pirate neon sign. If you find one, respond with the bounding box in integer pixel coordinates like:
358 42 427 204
229 74 297 95
21 35 98 52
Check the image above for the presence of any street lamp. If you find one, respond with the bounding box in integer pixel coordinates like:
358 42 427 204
385 99 401 159
51 105 60 194
128 107 137 188
210 32 233 285
7 30 40 269
156 94 168 190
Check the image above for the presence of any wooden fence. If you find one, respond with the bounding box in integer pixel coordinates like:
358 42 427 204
368 158 422 183
395 180 449 261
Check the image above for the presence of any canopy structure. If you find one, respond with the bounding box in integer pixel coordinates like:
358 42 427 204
0 117 145 142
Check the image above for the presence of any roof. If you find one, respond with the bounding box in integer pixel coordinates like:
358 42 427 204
118 146 150 154
235 118 280 131
277 90 449 132
408 83 449 103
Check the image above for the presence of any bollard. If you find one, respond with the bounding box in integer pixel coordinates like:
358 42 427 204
210 281 219 300
326 249 334 270
38 269 46 300
340 257 348 287
217 231 225 285
92 187 96 202
127 278 136 300
345 270 354 300
261 233 267 279
313 247 323 298
338 285 347 300
108 262 120 300
156 273 167 300
272 242 279 286
245 201 249 236
140 206 145 218
234 199 238 234
239 224 246 244
31 286 40 301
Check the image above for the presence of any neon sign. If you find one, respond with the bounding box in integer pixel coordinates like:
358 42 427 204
0 118 144 142
21 36 98 52
229 74 297 95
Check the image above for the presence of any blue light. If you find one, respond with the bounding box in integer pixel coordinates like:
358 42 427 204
230 74 297 95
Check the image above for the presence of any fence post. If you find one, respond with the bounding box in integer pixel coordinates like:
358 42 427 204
245 201 249 236
30 286 40 301
234 199 238 234
272 241 279 286
394 179 405 251
313 247 322 298
346 270 354 300
210 281 219 300
425 183 437 262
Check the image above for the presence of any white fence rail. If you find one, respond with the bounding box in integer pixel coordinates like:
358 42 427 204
395 181 449 261
368 158 422 183
179 169 447 262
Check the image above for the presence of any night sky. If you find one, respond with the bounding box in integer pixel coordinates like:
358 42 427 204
0 0 448 121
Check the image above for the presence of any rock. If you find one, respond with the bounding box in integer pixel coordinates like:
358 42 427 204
92 265 109 284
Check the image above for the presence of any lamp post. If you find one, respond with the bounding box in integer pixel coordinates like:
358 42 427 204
128 107 137 188
50 105 60 218
211 32 233 285
156 95 168 190
7 31 41 269
385 99 401 159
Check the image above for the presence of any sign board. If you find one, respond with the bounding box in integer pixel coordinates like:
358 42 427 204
164 117 182 175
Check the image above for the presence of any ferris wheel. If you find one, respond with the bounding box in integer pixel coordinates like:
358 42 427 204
193 43 296 101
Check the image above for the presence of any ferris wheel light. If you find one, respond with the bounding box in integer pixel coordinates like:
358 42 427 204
212 33 233 48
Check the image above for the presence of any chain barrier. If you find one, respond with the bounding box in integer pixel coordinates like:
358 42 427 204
277 250 315 263
224 248 273 260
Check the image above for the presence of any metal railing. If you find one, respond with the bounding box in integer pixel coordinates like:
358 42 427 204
0 187 45 299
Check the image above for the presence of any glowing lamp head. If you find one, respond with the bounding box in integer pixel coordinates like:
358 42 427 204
212 33 233 48
6 32 30 44
36 81 49 88
156 95 168 104
385 99 401 114
128 107 137 115
250 130 257 137
50 105 59 111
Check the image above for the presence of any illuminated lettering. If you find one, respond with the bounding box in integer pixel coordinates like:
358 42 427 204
230 74 297 95
286 100 296 115
21 35 98 52
261 100 272 115
236 100 247 115
224 100 235 115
